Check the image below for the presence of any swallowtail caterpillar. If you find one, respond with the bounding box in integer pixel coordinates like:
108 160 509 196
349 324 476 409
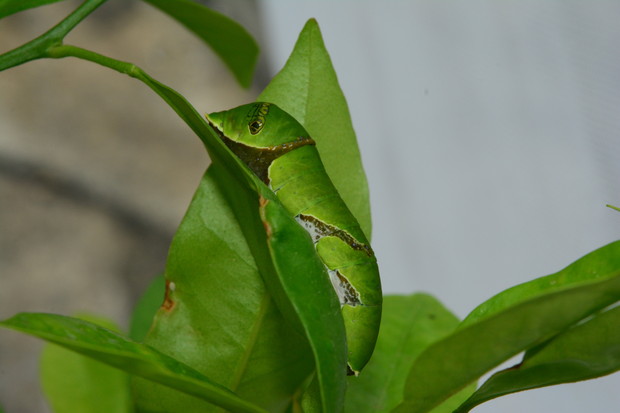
206 102 382 375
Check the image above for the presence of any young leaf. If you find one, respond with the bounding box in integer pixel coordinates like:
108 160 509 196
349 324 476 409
394 242 620 413
0 313 267 413
258 19 372 239
0 0 66 19
40 314 132 413
141 0 258 88
345 294 468 413
454 305 620 412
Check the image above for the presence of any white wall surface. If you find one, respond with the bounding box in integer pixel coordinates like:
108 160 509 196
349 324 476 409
261 1 620 412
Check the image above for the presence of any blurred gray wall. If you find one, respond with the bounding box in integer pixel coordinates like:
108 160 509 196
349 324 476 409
261 1 620 412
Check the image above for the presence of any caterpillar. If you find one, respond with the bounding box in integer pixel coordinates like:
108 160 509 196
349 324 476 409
206 102 382 376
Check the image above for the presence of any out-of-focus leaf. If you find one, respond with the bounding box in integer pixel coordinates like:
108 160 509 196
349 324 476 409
40 314 132 413
129 274 165 342
0 0 66 19
0 313 266 413
258 18 372 239
141 0 258 88
454 305 620 412
394 242 620 413
345 294 463 413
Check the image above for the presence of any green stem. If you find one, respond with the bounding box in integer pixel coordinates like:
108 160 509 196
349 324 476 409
47 44 141 76
607 204 620 213
0 0 107 71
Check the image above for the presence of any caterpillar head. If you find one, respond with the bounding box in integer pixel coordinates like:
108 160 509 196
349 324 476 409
206 102 307 148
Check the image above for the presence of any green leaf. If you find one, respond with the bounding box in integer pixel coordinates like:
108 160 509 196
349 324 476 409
462 241 620 327
0 0 66 19
395 241 620 413
40 314 132 413
141 0 258 88
258 178 348 413
132 165 317 413
298 374 321 413
0 313 267 413
345 294 467 413
454 305 620 412
129 274 165 342
258 18 372 239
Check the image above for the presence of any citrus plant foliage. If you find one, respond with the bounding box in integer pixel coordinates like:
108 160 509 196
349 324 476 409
1 1 620 412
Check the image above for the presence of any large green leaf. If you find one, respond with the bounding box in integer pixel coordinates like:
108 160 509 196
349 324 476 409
345 294 471 413
454 305 620 412
0 0 66 19
141 0 258 88
132 164 317 413
461 241 620 327
40 314 132 413
258 19 372 239
394 241 620 413
0 313 266 413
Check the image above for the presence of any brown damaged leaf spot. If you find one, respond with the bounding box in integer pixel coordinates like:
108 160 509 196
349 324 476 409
162 279 176 311
259 195 272 239
259 195 269 208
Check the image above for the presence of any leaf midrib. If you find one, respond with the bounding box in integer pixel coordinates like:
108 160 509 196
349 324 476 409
213 292 272 413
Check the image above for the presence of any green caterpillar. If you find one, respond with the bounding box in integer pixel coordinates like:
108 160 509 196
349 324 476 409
206 102 382 375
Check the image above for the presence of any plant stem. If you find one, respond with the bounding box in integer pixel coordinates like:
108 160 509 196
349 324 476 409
0 0 107 71
47 44 141 77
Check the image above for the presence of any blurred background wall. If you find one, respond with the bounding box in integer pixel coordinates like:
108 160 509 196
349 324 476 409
1 1 619 412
